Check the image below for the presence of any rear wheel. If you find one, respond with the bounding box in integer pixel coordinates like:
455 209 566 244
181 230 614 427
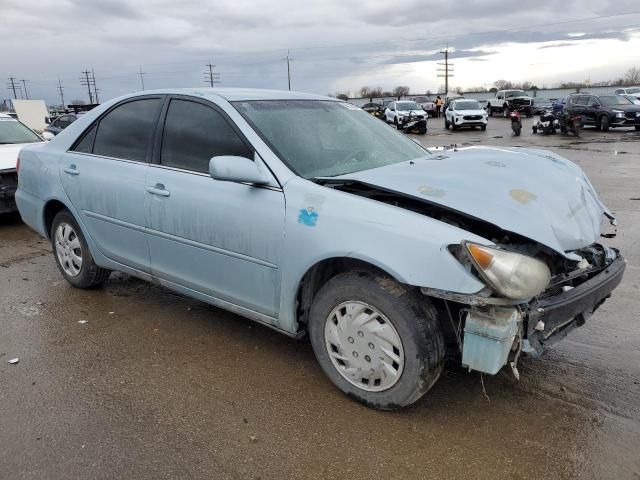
636 125 640 131
51 210 111 288
600 115 610 132
308 271 445 410
487 104 493 117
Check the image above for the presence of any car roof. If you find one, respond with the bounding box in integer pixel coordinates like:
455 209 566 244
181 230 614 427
122 87 334 102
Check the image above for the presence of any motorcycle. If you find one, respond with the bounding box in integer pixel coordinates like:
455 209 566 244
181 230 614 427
402 113 427 135
510 109 522 136
532 109 559 135
558 111 581 137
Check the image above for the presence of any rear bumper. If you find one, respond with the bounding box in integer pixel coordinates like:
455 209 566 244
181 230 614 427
525 253 626 354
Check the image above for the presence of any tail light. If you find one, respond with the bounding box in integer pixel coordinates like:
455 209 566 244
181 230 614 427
16 155 20 173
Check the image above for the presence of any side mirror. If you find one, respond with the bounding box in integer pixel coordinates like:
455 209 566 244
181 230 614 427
44 117 51 125
41 131 55 141
209 155 270 185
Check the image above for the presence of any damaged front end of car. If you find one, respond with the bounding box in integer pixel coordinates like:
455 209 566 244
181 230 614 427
424 240 625 378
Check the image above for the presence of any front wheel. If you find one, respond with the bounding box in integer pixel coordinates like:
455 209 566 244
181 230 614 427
444 118 450 129
308 271 445 410
481 124 487 131
51 210 111 288
635 125 640 131
600 115 610 132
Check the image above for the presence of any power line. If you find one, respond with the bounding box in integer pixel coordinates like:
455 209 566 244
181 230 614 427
437 46 454 96
57 78 65 107
80 70 94 104
6 76 18 99
138 66 147 90
20 79 29 99
204 61 221 87
283 49 294 91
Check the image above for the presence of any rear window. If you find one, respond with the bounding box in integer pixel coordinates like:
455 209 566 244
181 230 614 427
92 98 162 162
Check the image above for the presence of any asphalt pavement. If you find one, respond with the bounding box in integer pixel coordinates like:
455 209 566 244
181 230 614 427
1 116 639 479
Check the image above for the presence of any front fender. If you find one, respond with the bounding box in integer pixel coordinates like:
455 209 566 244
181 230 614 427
277 178 489 333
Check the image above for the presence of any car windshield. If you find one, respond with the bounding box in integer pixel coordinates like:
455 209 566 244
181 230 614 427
505 91 526 98
396 102 420 111
627 88 640 94
453 100 481 110
0 118 42 144
600 95 633 106
234 100 429 179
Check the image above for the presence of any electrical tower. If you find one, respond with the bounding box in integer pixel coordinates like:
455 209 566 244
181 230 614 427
138 66 147 91
57 78 65 107
283 50 293 91
204 62 221 87
20 80 29 99
7 76 19 99
437 47 454 96
80 70 94 104
91 69 99 103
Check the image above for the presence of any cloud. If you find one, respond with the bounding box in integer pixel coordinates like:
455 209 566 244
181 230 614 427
2 0 640 103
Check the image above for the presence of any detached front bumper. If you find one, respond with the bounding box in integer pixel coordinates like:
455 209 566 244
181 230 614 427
524 253 626 354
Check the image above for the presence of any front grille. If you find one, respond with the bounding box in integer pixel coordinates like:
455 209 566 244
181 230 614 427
463 115 482 120
511 99 531 106
625 112 640 120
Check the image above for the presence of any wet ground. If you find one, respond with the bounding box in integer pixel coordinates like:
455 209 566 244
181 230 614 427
1 117 639 479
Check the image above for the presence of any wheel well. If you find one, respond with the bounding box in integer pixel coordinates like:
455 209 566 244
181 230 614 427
43 200 67 239
295 258 391 331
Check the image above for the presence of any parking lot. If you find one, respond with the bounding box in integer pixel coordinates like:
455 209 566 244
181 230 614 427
1 116 639 479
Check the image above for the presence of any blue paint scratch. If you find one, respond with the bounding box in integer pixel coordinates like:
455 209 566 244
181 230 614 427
298 207 319 227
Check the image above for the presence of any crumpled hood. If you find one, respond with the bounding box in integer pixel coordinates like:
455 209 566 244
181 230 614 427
332 146 614 256
398 110 425 116
0 142 40 171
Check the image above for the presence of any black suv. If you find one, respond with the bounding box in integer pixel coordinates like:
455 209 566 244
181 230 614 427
566 94 640 131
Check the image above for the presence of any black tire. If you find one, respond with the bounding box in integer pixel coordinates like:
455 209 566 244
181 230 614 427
394 117 401 130
444 118 450 129
532 125 538 134
51 209 111 288
487 104 493 117
600 115 610 132
636 125 640 131
513 123 521 136
308 271 445 410
481 125 487 131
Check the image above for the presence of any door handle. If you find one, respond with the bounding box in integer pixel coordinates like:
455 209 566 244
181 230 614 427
145 184 170 197
63 165 79 176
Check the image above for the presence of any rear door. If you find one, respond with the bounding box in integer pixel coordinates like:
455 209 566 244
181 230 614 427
145 96 285 317
61 96 164 272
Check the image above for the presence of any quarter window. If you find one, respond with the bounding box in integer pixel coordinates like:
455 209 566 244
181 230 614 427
73 124 97 153
160 99 252 173
92 98 162 162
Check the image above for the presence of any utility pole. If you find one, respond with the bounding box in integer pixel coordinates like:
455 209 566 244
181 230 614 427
204 61 220 87
80 70 94 104
57 78 65 107
20 79 29 99
138 66 147 91
91 69 99 103
437 46 454 97
7 76 18 99
283 49 293 91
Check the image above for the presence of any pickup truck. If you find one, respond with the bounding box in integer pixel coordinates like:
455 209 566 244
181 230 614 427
486 90 533 117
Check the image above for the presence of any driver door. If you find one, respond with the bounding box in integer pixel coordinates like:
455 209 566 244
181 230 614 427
145 96 285 318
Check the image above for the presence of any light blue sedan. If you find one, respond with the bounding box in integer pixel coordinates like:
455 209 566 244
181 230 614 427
16 89 624 409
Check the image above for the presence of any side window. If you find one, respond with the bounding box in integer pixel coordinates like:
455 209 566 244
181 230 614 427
93 98 162 162
57 116 71 129
588 96 599 106
160 99 253 173
72 124 97 153
68 115 78 124
576 96 589 106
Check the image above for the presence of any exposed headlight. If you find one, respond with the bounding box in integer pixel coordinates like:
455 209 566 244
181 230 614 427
612 110 625 118
463 242 551 300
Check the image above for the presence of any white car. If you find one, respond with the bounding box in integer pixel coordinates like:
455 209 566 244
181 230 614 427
444 99 488 131
0 113 44 213
384 101 426 129
614 87 640 99
622 94 640 105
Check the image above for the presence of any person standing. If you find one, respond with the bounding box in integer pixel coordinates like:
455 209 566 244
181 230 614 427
435 96 443 117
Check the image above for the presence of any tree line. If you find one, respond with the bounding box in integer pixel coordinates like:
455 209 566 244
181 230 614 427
334 67 640 99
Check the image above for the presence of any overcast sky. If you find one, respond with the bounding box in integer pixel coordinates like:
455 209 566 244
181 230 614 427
2 0 640 104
